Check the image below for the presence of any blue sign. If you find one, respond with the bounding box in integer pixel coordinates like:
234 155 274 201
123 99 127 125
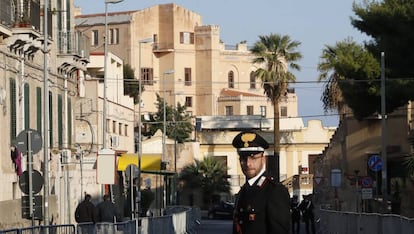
361 176 373 188
368 155 382 172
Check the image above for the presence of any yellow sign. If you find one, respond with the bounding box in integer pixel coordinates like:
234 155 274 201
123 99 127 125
117 153 162 171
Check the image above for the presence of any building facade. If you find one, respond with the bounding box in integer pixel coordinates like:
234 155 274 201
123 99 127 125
0 0 137 228
314 105 414 217
74 3 279 123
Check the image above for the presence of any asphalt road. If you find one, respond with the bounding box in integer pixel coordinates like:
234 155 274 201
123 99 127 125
197 218 233 234
196 218 321 234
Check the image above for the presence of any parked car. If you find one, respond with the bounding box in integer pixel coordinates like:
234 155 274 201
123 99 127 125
207 201 235 219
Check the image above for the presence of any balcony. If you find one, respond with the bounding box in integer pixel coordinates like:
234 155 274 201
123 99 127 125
4 0 53 59
0 0 13 39
57 31 90 76
153 42 174 53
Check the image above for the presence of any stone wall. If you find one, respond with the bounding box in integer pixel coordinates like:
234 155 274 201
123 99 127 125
0 195 58 230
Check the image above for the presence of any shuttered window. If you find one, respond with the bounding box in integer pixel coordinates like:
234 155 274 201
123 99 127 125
49 92 53 147
10 78 16 142
58 94 63 149
68 98 72 147
37 87 42 132
24 84 30 129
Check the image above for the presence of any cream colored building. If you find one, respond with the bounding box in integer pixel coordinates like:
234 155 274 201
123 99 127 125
75 51 135 154
0 0 91 227
74 3 283 123
195 118 335 196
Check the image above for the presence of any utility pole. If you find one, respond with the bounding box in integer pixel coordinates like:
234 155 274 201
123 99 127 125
43 0 50 226
380 52 388 212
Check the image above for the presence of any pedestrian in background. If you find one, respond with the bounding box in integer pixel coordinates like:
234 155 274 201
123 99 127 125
95 194 120 223
299 194 315 234
232 131 290 234
75 194 95 223
290 195 301 234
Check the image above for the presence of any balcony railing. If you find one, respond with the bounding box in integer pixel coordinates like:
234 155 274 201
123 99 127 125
0 0 52 38
0 0 14 27
57 31 90 60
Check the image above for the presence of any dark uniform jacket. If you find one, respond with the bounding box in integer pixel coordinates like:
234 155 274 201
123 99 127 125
233 173 290 234
75 200 95 223
95 200 120 223
299 199 314 220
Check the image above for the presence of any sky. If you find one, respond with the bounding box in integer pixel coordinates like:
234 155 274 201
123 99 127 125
74 0 370 127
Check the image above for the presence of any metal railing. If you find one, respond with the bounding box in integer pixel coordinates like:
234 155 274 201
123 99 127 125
318 208 414 234
0 206 200 234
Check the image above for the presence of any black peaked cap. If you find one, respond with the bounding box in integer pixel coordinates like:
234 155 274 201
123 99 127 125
232 131 269 153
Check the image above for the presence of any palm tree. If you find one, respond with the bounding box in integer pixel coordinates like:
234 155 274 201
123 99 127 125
317 44 346 115
179 157 230 207
250 33 302 181
317 38 380 120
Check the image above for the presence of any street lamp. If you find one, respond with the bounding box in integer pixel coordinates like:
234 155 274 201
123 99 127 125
103 0 124 149
136 37 153 219
162 70 175 164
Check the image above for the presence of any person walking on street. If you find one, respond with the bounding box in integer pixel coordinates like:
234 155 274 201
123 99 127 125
232 131 291 234
75 194 95 223
95 194 120 223
290 195 301 234
299 194 315 234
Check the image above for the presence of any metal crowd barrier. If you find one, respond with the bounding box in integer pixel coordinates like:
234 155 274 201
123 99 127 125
18 224 75 234
0 206 201 234
318 208 414 234
0 228 19 234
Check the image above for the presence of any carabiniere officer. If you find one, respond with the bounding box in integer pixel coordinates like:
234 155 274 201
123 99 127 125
232 131 290 234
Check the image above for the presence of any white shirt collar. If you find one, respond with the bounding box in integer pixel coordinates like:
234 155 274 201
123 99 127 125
247 167 266 186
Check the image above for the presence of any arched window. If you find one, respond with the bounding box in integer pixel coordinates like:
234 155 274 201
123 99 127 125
228 71 234 88
250 71 256 89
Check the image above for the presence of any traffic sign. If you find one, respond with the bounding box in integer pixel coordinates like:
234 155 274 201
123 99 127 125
314 177 323 185
368 154 382 172
361 188 373 200
19 170 44 194
21 195 43 220
361 176 373 188
16 129 42 155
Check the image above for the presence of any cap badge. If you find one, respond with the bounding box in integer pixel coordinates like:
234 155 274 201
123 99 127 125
241 133 256 148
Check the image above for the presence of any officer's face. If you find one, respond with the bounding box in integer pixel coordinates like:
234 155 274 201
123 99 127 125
239 152 265 179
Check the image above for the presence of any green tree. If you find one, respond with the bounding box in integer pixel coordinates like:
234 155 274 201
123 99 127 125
349 0 414 117
179 157 230 206
352 0 414 78
148 94 193 143
123 64 141 104
317 38 381 120
250 33 302 180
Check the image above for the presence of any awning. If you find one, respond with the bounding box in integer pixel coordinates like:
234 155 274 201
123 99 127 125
117 153 162 171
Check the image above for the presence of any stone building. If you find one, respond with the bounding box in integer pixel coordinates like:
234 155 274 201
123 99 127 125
314 105 414 217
